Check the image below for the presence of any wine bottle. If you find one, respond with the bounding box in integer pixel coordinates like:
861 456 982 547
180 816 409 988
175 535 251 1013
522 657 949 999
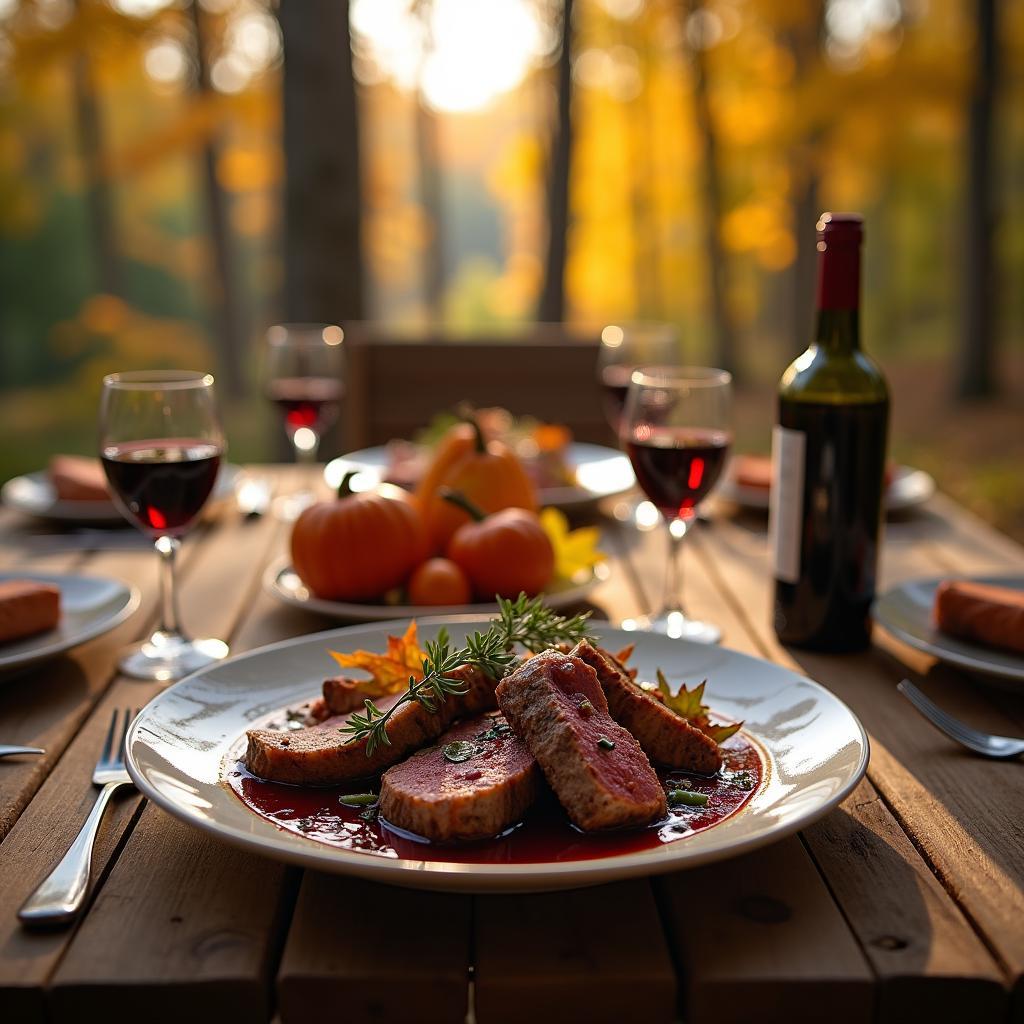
770 213 889 652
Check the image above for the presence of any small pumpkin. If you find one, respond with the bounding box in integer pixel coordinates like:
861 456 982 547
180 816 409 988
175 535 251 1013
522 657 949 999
407 558 472 606
291 489 428 601
418 418 537 553
444 490 554 600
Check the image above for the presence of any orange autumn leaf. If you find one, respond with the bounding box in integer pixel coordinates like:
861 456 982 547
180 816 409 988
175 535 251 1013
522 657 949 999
328 621 425 697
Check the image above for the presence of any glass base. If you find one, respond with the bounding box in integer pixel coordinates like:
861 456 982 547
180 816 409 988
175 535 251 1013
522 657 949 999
119 631 229 682
611 497 663 532
620 610 721 644
272 491 317 522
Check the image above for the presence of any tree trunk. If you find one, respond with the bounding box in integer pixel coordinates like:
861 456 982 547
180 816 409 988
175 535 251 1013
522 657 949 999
956 0 998 399
413 1 445 324
71 0 120 298
687 0 736 376
783 2 824 353
537 0 574 323
278 0 365 324
189 1 246 398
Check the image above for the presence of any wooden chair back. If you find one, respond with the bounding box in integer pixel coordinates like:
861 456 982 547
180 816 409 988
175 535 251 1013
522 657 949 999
341 326 611 449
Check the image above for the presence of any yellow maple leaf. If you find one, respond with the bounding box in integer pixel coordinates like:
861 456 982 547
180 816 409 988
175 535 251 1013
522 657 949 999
539 507 606 582
655 669 742 745
328 621 425 697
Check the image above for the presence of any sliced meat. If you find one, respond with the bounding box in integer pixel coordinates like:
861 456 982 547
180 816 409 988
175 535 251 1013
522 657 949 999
0 580 61 644
495 650 666 831
571 641 722 775
245 664 497 786
380 715 540 842
322 676 370 715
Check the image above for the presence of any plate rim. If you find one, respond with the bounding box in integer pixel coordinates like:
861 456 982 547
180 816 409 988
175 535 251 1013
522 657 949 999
126 616 870 892
263 556 606 622
323 441 634 508
720 463 936 513
874 574 1024 683
0 570 141 673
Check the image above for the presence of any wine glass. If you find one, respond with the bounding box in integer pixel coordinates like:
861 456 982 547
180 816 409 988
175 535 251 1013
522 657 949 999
263 323 345 517
99 371 229 680
597 322 679 437
621 366 732 643
597 322 678 530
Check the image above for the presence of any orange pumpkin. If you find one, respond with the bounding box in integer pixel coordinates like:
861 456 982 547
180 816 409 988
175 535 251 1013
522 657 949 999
413 421 477 508
418 419 537 553
444 491 554 600
291 491 428 601
407 558 472 606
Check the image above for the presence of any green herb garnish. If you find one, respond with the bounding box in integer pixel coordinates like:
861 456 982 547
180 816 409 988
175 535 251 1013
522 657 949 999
341 594 593 756
578 698 594 716
443 741 480 763
338 792 378 807
668 789 709 808
597 736 616 751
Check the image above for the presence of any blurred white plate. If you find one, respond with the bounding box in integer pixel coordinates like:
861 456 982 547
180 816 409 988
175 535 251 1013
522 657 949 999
719 463 935 514
874 575 1024 684
1 463 242 525
324 443 635 511
126 618 868 893
264 557 608 622
0 571 140 675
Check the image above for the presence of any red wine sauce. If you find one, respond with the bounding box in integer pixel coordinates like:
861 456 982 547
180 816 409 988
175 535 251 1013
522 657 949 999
227 734 761 865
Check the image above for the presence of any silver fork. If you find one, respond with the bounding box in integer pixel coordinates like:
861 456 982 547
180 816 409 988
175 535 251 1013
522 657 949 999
18 708 137 927
897 680 1024 760
0 745 45 758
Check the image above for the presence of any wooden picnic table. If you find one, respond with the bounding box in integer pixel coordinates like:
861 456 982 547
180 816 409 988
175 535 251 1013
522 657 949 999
1 465 1022 1024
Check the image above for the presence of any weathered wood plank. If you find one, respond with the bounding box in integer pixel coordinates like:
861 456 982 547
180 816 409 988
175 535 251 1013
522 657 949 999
474 880 676 1024
0 493 284 1022
659 837 874 1024
802 778 1007 1022
620 511 1011 1020
695 507 1024 1017
278 876 470 1024
49 807 293 1024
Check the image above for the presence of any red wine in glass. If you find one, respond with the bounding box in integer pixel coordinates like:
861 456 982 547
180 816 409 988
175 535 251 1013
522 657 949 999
626 427 731 520
101 439 222 537
600 364 634 432
266 377 343 438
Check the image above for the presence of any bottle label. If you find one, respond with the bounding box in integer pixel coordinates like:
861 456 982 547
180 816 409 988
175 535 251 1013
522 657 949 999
770 425 805 584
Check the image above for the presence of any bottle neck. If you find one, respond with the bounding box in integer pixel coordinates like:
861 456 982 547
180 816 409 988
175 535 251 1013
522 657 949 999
814 309 860 354
814 238 861 354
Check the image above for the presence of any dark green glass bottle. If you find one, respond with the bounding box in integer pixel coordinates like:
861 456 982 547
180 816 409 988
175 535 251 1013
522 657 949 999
770 213 889 651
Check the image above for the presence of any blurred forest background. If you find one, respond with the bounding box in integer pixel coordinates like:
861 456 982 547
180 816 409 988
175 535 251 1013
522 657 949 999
0 0 1021 537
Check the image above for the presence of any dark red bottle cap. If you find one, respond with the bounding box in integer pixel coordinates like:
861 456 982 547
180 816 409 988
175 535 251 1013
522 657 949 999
816 212 863 245
816 212 862 309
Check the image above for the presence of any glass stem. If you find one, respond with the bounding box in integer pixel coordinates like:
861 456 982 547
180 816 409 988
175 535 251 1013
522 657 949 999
661 518 690 616
155 536 186 640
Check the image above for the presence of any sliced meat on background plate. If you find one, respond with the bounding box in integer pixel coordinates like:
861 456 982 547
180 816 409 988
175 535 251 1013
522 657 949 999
496 650 667 831
571 641 722 775
379 714 541 842
245 664 497 786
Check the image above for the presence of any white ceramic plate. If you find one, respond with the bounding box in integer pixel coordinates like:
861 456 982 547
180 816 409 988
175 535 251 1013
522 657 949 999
719 464 935 514
874 575 1024 684
1 463 242 525
324 443 635 511
126 619 868 893
0 571 140 675
264 558 608 622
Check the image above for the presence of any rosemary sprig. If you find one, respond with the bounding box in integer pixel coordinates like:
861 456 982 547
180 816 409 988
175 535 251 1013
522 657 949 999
340 593 594 756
